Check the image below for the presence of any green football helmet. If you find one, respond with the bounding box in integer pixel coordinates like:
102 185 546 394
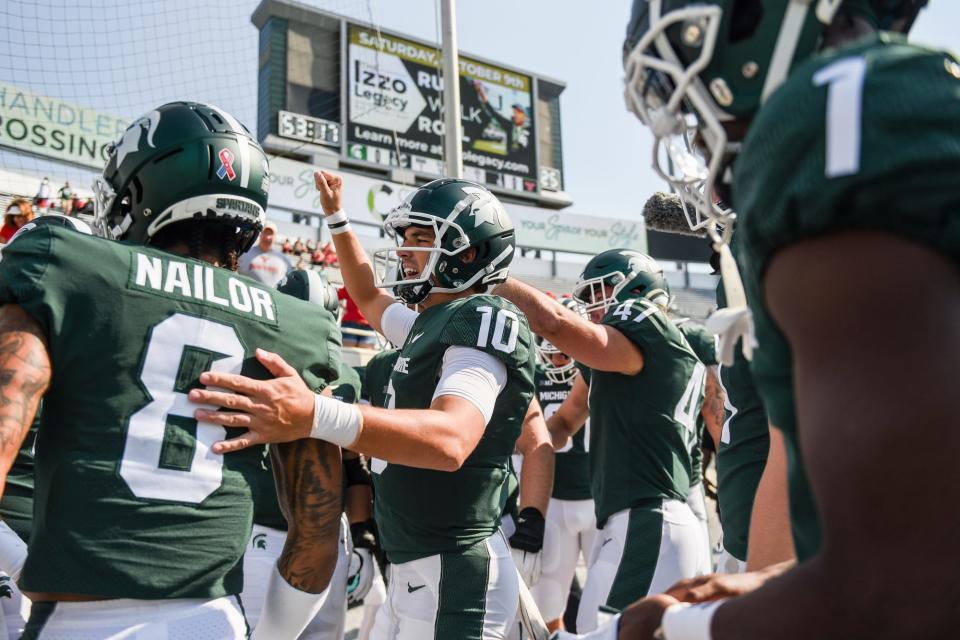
573 249 670 317
622 0 927 229
277 268 341 318
93 102 269 253
373 178 516 305
535 297 583 384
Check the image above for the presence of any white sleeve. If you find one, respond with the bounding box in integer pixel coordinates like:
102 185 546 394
432 346 507 425
380 303 419 346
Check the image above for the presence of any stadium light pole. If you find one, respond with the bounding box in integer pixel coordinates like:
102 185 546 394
440 0 464 178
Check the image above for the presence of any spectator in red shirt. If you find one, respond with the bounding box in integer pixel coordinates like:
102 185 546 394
337 286 376 348
1 199 35 244
320 242 338 267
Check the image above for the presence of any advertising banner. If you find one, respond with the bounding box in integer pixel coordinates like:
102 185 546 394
346 24 538 194
0 83 128 170
266 158 645 255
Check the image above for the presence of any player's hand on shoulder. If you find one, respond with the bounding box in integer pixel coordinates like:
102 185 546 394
190 348 316 452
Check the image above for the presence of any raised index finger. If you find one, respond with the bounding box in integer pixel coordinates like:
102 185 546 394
198 371 264 396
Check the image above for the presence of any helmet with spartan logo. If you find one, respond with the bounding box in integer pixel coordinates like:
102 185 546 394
93 102 270 255
373 179 516 305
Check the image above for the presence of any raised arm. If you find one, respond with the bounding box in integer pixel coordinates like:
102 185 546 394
494 277 643 375
0 305 50 499
314 171 396 335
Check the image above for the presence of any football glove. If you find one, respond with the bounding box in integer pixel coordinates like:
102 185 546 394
347 520 381 605
346 548 378 605
509 506 545 587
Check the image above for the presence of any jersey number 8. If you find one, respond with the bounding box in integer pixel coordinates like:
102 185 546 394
120 313 244 504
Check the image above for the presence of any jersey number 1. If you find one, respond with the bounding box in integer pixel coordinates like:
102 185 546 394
813 56 866 178
119 314 244 503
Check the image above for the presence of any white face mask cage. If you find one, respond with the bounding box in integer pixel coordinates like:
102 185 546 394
573 271 630 319
623 1 736 233
536 338 578 385
372 204 474 294
92 174 120 239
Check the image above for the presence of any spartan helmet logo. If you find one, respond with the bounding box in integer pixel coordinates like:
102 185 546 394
252 533 267 550
114 109 162 167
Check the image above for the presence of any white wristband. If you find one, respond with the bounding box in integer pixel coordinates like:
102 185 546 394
0 521 27 581
311 393 362 447
326 209 351 235
251 565 331 640
659 601 724 640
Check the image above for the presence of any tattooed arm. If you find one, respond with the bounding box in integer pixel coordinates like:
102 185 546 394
269 436 343 593
701 365 725 449
0 305 50 499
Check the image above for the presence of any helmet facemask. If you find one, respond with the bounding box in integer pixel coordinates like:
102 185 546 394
623 1 736 233
373 194 513 305
572 271 632 319
536 337 578 385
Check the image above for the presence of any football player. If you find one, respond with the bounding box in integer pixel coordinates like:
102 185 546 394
0 215 93 640
190 173 537 639
601 1 957 638
527 300 596 634
495 250 711 632
0 102 343 638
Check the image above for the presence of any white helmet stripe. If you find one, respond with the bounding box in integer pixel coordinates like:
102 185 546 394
237 134 251 188
304 269 328 307
761 1 812 103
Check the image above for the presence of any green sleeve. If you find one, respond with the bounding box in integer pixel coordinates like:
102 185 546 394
0 224 55 333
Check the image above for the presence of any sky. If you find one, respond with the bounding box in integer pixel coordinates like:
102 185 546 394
0 0 956 219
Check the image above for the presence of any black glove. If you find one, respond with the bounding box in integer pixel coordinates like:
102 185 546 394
509 507 545 553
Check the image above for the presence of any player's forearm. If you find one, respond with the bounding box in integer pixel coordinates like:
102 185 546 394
270 439 343 592
354 404 479 472
745 426 795 571
0 305 50 496
518 442 553 515
702 366 725 449
545 412 576 451
494 278 573 340
326 225 386 325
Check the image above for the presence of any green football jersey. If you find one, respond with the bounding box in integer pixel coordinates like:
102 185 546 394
677 323 717 488
587 298 705 526
0 416 38 542
535 365 590 501
372 295 535 563
733 35 960 561
0 225 340 599
363 349 400 408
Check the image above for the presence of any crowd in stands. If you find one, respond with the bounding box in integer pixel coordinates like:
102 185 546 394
280 235 339 269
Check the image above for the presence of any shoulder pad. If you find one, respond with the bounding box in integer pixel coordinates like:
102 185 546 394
440 295 532 365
